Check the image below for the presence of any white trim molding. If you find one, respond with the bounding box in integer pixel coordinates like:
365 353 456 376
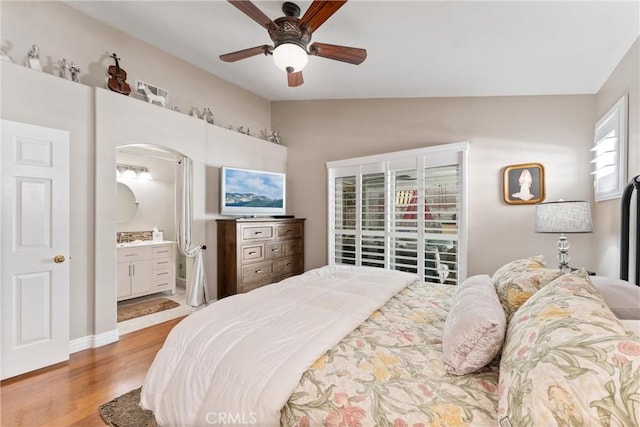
69 329 119 354
592 95 628 201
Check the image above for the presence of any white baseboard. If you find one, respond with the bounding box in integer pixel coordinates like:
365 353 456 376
69 329 120 354
69 335 92 353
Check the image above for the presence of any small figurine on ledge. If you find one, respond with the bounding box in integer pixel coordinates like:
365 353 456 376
268 130 281 144
138 82 166 107
203 107 214 124
60 58 70 79
261 129 282 144
25 44 41 71
69 61 80 82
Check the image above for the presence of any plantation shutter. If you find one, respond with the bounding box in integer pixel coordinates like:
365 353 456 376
328 143 467 285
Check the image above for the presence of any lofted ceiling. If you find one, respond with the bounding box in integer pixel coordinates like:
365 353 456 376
66 1 639 102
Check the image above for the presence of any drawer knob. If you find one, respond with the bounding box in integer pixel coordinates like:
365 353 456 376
249 251 257 255
271 248 279 252
255 269 262 274
254 231 263 235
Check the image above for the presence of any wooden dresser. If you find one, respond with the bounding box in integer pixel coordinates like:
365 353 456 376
216 218 305 298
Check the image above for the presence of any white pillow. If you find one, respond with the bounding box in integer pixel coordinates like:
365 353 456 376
442 275 506 375
590 276 640 319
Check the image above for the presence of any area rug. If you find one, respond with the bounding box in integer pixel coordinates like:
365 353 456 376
117 298 180 322
99 387 157 427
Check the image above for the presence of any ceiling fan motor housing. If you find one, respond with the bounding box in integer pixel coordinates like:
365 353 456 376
269 16 311 51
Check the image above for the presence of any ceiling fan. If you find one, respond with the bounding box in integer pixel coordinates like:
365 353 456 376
220 0 367 87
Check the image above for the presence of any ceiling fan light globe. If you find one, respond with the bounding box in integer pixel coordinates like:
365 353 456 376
273 43 308 72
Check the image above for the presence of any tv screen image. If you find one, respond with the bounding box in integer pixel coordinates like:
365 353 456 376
220 166 286 216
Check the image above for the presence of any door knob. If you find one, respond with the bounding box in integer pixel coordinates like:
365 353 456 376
54 255 66 264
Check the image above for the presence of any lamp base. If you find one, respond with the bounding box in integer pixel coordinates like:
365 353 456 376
557 234 571 273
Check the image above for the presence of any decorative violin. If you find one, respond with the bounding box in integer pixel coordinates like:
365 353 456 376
107 53 131 95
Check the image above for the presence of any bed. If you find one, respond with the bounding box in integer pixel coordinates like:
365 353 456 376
140 260 640 427
141 177 640 425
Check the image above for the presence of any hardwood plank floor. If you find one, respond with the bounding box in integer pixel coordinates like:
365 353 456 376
1 317 183 427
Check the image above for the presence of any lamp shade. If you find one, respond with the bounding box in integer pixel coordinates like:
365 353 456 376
535 200 593 233
272 43 308 72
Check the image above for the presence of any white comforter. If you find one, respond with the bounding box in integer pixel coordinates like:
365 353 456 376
140 265 417 427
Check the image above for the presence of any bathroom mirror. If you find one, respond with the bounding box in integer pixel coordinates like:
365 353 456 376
116 182 138 223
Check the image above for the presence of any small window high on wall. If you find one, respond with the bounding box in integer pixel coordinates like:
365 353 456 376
593 95 628 201
327 142 468 285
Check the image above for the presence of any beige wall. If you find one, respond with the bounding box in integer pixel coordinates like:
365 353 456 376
594 37 640 279
0 1 271 132
273 95 597 276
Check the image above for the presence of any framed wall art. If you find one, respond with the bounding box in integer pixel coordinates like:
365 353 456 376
503 163 545 205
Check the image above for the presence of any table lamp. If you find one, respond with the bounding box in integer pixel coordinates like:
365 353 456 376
535 200 593 273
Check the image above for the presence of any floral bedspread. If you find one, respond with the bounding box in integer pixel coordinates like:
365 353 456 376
281 282 499 427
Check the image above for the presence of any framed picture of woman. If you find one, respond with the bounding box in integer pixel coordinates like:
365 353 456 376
503 163 545 205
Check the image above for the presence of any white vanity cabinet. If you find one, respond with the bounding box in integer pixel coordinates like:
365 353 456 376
117 242 176 301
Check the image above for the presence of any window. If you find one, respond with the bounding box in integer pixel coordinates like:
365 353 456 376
593 95 628 201
328 143 468 285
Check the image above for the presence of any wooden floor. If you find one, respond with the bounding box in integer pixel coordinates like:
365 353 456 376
1 317 183 427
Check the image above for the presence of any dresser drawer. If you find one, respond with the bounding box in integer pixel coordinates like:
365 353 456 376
153 277 173 291
265 242 283 259
242 226 273 240
152 257 172 270
275 256 303 276
152 245 173 258
284 239 302 256
276 223 302 238
241 261 273 284
152 267 172 281
117 246 152 262
242 244 264 262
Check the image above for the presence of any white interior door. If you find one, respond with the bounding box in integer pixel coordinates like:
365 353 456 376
1 119 70 380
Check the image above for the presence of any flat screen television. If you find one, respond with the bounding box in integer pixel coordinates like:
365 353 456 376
220 166 286 216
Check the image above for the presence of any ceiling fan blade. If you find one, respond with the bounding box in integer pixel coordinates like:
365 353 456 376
309 42 367 65
287 70 304 87
220 45 272 62
228 1 277 31
299 0 347 34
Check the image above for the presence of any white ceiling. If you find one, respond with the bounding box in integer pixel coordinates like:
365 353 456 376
66 1 639 102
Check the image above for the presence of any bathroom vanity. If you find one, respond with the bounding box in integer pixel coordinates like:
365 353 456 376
116 241 176 301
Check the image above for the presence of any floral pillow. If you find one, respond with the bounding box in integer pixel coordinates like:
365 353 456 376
442 275 506 375
494 268 564 321
498 270 640 427
492 255 546 285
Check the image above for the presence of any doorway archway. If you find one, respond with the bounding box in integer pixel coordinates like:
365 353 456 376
115 144 189 332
